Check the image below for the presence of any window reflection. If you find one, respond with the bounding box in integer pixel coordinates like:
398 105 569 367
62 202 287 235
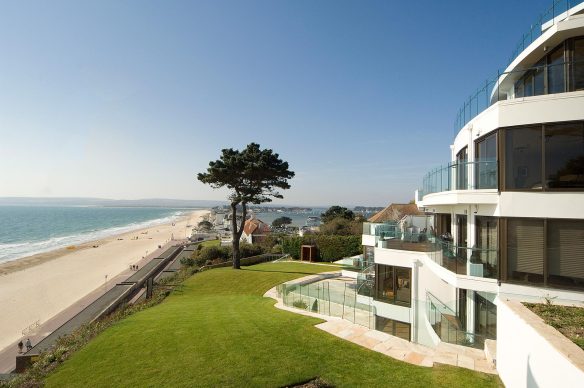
375 264 411 306
545 123 584 189
504 126 542 190
548 45 565 94
574 38 584 91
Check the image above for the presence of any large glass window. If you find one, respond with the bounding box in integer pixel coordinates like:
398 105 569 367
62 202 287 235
545 122 584 189
475 133 497 189
475 292 497 339
505 218 584 290
574 38 584 91
511 36 584 96
375 264 411 307
376 265 394 302
395 267 412 306
475 216 499 278
547 220 584 288
504 126 542 190
548 45 566 94
507 219 544 284
534 59 545 95
502 122 584 191
375 316 411 341
456 147 468 190
364 246 375 264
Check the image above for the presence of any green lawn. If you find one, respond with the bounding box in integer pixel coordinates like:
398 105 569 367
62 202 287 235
199 238 220 248
46 262 499 387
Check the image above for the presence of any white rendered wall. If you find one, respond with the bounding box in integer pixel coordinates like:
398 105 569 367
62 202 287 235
362 234 377 247
496 192 584 219
497 300 584 388
453 91 584 158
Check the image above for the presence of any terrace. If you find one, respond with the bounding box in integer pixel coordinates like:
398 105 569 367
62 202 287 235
363 219 499 280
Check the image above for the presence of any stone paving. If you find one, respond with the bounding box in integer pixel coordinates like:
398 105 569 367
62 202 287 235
265 279 497 375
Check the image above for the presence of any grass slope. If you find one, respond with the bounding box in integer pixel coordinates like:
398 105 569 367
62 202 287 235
46 262 499 387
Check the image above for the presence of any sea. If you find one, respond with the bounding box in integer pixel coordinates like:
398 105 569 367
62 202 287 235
250 209 325 227
0 206 189 264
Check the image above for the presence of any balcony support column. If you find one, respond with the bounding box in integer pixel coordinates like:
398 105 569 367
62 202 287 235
466 290 476 339
468 209 477 275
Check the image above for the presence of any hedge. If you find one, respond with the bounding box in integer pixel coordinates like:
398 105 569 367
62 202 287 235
282 235 361 262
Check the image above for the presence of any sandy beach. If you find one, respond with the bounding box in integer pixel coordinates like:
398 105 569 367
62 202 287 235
0 209 209 352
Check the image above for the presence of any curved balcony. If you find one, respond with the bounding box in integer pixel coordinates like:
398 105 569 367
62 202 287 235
453 0 584 133
419 159 498 198
364 225 499 279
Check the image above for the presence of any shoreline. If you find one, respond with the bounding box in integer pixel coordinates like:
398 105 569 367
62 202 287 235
0 209 210 352
0 209 190 274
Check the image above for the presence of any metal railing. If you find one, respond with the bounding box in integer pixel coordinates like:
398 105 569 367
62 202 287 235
419 159 498 197
507 0 576 66
455 43 584 132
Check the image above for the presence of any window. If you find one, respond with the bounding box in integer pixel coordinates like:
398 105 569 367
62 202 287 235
375 316 411 341
376 264 394 302
502 122 584 191
545 122 584 189
475 292 497 339
456 147 468 190
507 219 544 284
534 59 545 95
395 267 411 306
475 217 499 278
547 220 584 288
504 218 584 290
364 246 374 263
375 264 411 307
573 38 584 91
475 132 497 189
504 126 542 190
548 45 565 94
510 36 584 96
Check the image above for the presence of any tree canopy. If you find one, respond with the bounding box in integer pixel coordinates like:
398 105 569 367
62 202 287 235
197 143 294 268
197 220 213 231
272 216 293 228
320 206 355 224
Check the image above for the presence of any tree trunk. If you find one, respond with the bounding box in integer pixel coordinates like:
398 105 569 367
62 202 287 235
230 201 247 269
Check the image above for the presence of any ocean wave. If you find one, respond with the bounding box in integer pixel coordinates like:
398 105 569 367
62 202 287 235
0 211 185 264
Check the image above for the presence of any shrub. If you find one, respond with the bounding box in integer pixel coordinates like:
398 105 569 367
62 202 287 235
180 257 195 267
240 243 264 258
190 242 266 267
282 235 361 261
292 300 308 309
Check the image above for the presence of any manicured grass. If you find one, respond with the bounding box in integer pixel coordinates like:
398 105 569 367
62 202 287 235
46 262 499 387
199 238 221 248
525 302 584 350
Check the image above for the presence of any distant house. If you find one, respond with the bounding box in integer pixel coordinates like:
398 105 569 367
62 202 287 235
241 217 271 244
367 203 422 223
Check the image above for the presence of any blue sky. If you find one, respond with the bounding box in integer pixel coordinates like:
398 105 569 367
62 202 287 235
0 0 552 206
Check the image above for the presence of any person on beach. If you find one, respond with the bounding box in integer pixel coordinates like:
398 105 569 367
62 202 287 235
17 340 23 353
25 338 32 351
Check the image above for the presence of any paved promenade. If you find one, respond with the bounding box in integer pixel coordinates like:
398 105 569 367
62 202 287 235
264 274 497 375
0 239 186 374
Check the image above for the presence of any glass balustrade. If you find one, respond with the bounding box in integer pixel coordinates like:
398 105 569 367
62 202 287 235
419 159 498 197
454 0 584 133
